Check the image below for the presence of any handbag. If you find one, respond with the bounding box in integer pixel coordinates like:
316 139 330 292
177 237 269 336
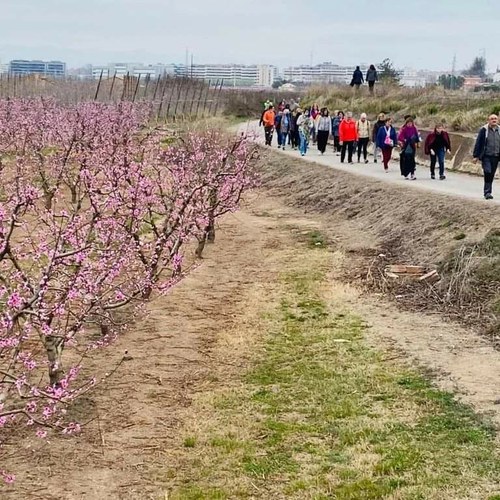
384 128 393 146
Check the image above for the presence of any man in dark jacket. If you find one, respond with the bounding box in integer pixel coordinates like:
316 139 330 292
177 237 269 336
351 66 364 89
473 114 500 199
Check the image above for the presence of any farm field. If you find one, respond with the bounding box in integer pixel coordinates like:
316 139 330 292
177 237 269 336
2 144 500 498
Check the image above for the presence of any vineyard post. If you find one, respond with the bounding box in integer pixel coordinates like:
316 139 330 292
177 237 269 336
120 72 129 101
156 75 170 122
152 74 161 101
207 79 219 117
172 77 186 121
213 79 224 116
195 78 209 119
109 71 117 101
132 74 141 103
188 79 199 117
94 70 104 101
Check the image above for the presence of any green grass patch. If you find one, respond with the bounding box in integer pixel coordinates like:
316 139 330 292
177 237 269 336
167 250 500 499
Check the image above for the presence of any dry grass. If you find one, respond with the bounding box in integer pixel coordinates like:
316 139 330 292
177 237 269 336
163 240 500 500
304 84 500 132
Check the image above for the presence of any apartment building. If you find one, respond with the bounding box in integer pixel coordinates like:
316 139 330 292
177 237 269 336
9 60 66 77
91 63 187 80
188 64 278 87
283 62 369 84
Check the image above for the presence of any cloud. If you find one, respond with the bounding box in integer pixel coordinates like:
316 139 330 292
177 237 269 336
0 0 499 71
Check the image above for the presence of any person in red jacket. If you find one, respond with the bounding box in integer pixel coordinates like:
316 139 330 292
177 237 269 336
339 111 358 164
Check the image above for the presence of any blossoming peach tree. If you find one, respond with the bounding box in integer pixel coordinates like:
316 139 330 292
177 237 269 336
0 98 258 483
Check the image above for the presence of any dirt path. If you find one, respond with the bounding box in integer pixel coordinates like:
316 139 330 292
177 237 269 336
239 121 500 204
3 191 500 499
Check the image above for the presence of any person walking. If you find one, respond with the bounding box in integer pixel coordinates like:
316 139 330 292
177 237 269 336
316 108 331 155
290 108 300 150
274 109 284 148
262 105 276 146
331 111 344 155
473 113 500 200
297 109 313 156
366 65 378 94
425 124 451 180
279 109 292 150
376 117 398 172
372 112 386 163
356 113 371 163
350 66 364 90
398 116 420 180
310 104 320 144
339 112 358 164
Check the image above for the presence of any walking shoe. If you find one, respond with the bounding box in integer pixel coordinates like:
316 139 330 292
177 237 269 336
364 159 369 164
439 175 446 180
410 174 417 180
348 161 354 164
485 194 494 200
384 167 388 172
374 159 377 163
431 174 435 179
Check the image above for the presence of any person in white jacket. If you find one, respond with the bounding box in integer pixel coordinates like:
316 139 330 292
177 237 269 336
316 108 332 155
356 113 371 163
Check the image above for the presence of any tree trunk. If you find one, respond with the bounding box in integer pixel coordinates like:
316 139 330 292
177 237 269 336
45 337 65 386
44 192 54 211
206 219 215 243
195 234 207 258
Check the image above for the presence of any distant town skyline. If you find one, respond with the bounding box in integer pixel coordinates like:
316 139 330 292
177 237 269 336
1 0 499 73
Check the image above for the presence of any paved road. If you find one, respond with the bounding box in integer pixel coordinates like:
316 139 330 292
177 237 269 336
238 121 499 205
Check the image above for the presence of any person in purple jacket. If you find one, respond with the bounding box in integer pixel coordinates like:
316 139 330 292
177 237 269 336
398 116 421 180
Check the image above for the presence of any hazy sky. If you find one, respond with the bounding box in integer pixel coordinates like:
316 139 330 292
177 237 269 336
1 0 499 71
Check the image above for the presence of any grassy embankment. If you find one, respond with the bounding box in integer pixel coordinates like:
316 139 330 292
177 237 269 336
304 85 500 132
166 237 500 500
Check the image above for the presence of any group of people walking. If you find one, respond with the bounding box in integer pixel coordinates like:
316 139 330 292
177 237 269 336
260 101 498 199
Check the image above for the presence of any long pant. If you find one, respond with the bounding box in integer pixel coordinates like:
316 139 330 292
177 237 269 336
382 147 393 169
264 126 274 146
299 131 309 155
373 145 381 161
357 137 369 161
341 141 355 163
368 81 375 94
333 135 341 152
276 130 283 146
430 147 446 177
482 155 499 197
317 130 329 153
280 132 289 148
291 130 300 149
311 126 317 144
401 152 416 177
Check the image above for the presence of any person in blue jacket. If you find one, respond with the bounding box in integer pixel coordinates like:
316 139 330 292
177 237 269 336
473 114 500 200
376 117 398 172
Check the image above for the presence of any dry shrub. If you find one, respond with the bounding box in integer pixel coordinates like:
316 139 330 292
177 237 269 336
259 152 500 341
